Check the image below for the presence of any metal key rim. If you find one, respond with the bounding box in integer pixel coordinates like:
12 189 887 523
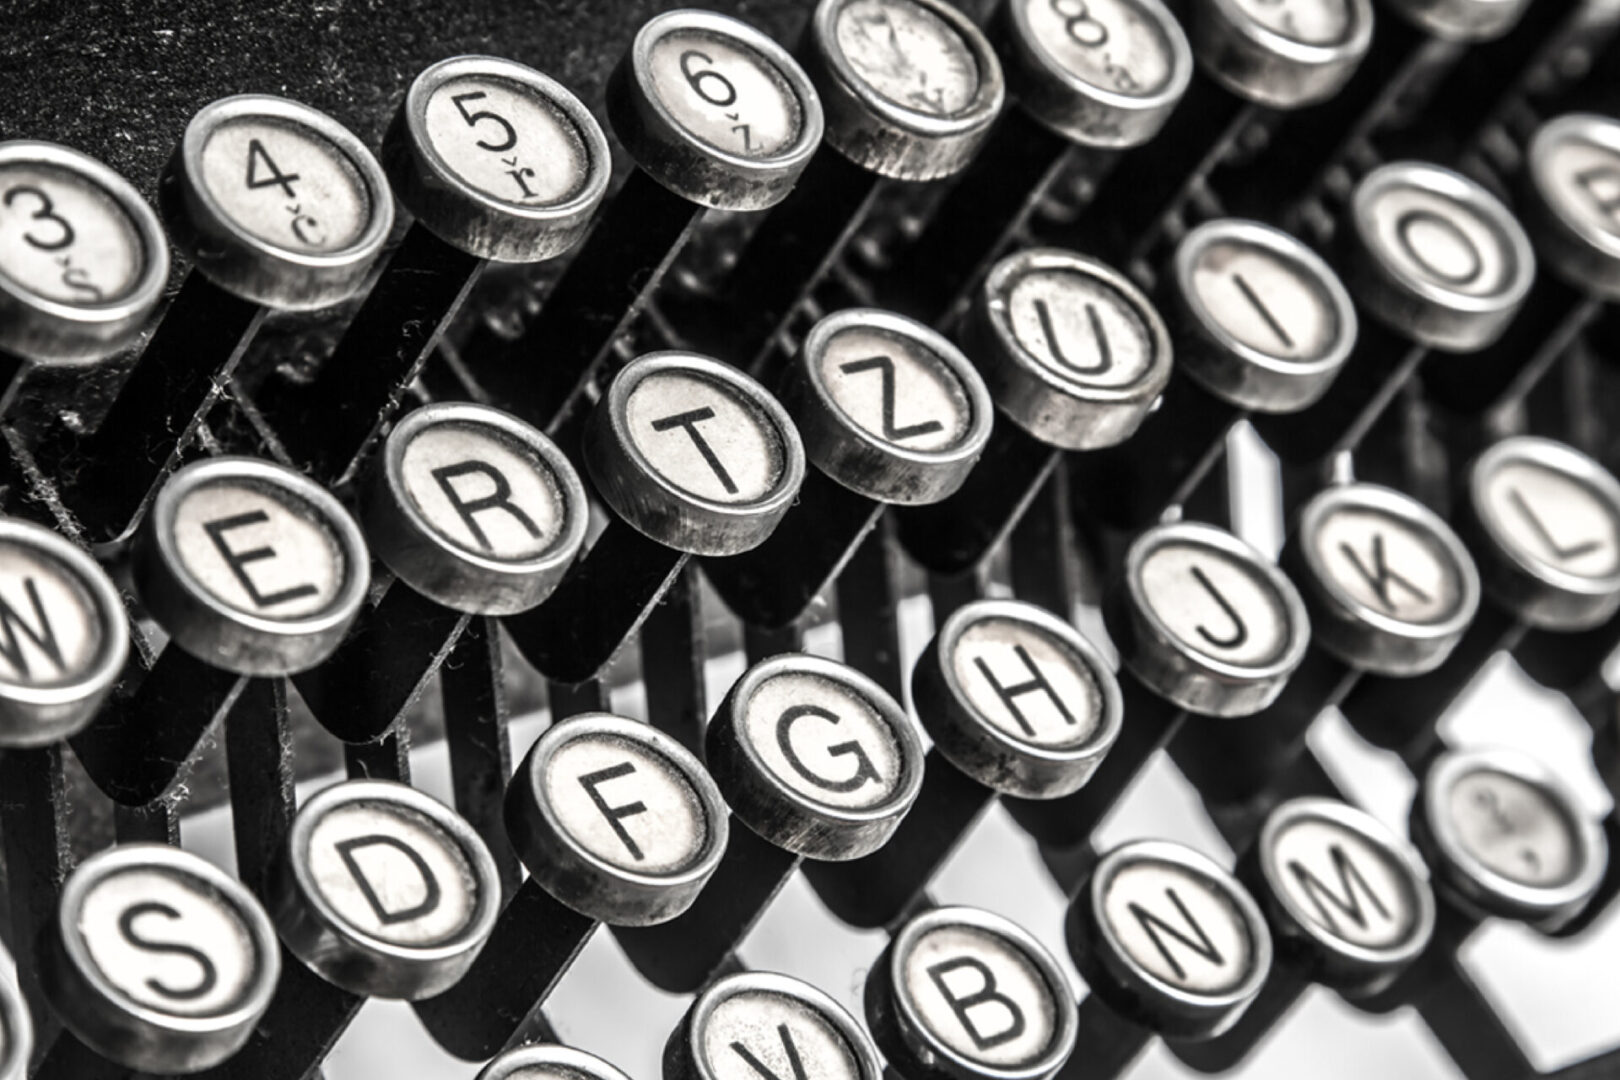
0 962 29 1080
1525 113 1620 298
476 1043 637 1080
680 971 883 1080
1197 0 1374 108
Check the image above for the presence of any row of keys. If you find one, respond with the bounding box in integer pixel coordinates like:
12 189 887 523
0 0 1553 366
9 727 1601 1075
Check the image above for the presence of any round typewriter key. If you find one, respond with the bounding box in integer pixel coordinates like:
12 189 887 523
1000 0 1194 148
1344 161 1535 352
806 0 1005 180
609 9 825 210
781 308 993 504
386 55 612 262
668 971 883 1080
0 518 128 746
1251 798 1435 988
0 141 167 362
0 965 28 1080
506 713 728 925
1189 0 1373 109
1284 483 1479 676
870 906 1078 1080
270 779 502 999
1523 113 1620 301
706 653 925 860
1382 0 1530 42
1109 521 1310 717
1067 840 1271 1039
1169 219 1357 413
1465 437 1620 631
479 1043 636 1080
163 95 392 311
971 248 1173 450
41 843 280 1073
1412 747 1607 930
585 351 805 557
914 599 1123 798
133 456 370 675
363 403 588 615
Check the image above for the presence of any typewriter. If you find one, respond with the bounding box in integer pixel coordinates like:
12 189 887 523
0 0 1617 1076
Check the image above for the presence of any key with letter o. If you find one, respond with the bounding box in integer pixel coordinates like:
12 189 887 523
132 456 370 675
270 779 502 999
0 518 129 746
40 843 280 1073
362 402 589 615
869 906 1078 1080
478 1043 636 1080
666 971 884 1080
0 141 167 363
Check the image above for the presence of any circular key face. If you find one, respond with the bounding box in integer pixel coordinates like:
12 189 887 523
914 599 1123 798
668 972 883 1080
1169 220 1356 413
0 142 167 363
706 653 925 860
478 1043 637 1080
1346 162 1534 352
0 519 129 746
364 403 588 615
1383 0 1530 42
1190 0 1373 108
782 308 993 504
1524 114 1620 301
1001 0 1194 148
164 96 393 310
1285 482 1479 676
585 352 805 556
870 906 1077 1080
970 248 1173 450
609 10 825 210
1068 840 1270 1039
1250 798 1434 989
1412 748 1607 929
271 779 502 999
387 56 612 263
41 844 279 1073
807 0 1005 180
506 713 728 925
1109 521 1310 717
1464 437 1620 630
133 456 370 675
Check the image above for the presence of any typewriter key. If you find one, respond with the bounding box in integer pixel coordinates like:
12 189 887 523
707 653 926 859
610 9 824 211
0 518 128 746
478 1043 636 1080
807 0 1005 180
0 141 167 363
133 456 370 675
915 599 1122 798
506 713 728 925
1169 219 1356 413
1068 840 1271 1039
385 55 611 263
1464 437 1620 631
1000 0 1195 148
1283 482 1479 676
1522 113 1620 301
1189 0 1373 109
1383 0 1531 42
363 403 588 615
667 971 883 1080
40 843 280 1072
1343 161 1535 352
163 95 392 310
1411 747 1607 930
869 906 1078 1080
1109 521 1310 717
0 966 28 1080
270 779 502 999
1249 797 1435 989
